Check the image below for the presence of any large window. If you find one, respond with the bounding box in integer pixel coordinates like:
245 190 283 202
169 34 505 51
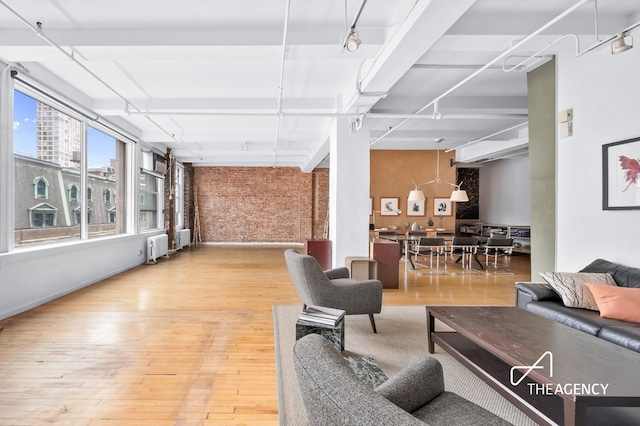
175 164 184 229
139 170 160 231
138 150 163 232
87 126 126 239
13 88 129 246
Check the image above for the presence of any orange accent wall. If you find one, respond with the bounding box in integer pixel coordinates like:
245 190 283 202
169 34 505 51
370 150 458 231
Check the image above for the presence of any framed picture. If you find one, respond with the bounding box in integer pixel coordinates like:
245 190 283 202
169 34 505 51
603 137 640 210
407 199 425 216
433 197 452 216
380 197 400 215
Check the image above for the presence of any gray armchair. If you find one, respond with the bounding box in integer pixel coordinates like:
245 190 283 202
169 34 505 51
284 249 383 333
294 334 512 426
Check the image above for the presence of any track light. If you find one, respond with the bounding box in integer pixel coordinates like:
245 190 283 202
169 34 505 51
345 27 361 52
612 32 633 55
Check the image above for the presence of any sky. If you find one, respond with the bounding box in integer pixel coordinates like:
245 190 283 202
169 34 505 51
13 89 116 168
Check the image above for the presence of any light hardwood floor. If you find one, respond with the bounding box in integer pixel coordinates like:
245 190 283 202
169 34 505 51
0 245 531 425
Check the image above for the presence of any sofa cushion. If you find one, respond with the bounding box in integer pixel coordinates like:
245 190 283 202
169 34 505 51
515 282 561 303
412 392 512 426
598 326 640 353
539 272 616 310
524 302 621 336
586 283 640 323
580 258 640 288
293 334 425 426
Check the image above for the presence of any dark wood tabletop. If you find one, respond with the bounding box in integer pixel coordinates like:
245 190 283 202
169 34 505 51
426 306 640 425
428 306 640 396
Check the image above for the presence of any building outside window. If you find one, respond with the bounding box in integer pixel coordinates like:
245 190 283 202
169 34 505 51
29 203 57 228
34 177 48 199
13 88 130 246
68 183 79 202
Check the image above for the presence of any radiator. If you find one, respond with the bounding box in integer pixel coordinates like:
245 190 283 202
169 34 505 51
147 234 169 264
176 229 191 250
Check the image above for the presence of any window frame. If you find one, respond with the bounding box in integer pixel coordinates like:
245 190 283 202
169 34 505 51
6 76 140 252
68 183 79 202
33 177 49 199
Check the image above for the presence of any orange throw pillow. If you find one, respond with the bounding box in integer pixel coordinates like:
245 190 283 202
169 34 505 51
585 283 640 323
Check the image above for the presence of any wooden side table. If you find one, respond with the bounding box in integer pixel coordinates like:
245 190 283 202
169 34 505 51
304 239 332 270
369 238 400 289
345 256 377 280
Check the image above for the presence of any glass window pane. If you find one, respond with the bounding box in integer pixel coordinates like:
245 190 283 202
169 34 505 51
139 171 159 231
14 90 81 245
87 126 126 238
14 89 129 247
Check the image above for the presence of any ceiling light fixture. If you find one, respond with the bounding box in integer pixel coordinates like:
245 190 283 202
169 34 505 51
408 141 469 203
342 0 366 52
345 27 361 52
611 32 633 55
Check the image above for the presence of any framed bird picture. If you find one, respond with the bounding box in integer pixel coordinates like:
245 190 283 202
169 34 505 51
603 136 640 210
433 197 452 216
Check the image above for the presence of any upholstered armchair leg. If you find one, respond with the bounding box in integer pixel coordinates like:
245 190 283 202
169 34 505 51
369 314 377 333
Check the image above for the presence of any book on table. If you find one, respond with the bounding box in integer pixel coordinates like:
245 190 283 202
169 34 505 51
299 305 345 326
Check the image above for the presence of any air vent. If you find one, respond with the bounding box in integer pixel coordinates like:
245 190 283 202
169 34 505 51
153 154 167 174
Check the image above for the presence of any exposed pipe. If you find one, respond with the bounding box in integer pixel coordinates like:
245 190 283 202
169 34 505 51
367 113 528 120
274 0 292 167
593 0 600 43
577 21 640 57
369 0 591 147
475 149 529 164
129 110 356 117
445 122 529 153
0 0 203 159
128 110 527 120
502 34 579 73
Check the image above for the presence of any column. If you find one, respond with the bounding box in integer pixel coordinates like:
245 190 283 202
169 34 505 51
329 118 370 267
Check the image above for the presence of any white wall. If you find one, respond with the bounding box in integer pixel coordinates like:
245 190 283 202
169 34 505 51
556 45 640 271
0 233 158 320
479 157 531 225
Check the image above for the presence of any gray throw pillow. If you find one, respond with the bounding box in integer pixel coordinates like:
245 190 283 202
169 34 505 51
539 272 616 310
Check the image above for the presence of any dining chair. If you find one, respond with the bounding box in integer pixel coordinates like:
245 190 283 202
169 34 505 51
406 237 447 274
482 238 514 274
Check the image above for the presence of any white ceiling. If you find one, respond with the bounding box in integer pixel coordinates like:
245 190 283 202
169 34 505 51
1 0 638 169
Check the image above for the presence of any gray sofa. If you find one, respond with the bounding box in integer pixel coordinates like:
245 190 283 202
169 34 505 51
515 258 640 352
293 333 512 426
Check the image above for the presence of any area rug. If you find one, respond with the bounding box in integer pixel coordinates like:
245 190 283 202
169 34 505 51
273 304 536 426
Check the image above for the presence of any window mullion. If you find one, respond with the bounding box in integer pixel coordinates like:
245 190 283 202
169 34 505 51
80 122 88 240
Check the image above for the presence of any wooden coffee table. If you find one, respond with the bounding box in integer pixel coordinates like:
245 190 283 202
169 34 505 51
426 306 640 426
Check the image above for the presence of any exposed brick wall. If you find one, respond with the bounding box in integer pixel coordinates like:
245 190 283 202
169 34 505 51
312 169 330 239
193 167 328 243
184 163 194 238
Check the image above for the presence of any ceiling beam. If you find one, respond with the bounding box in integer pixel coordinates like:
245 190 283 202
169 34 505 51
300 0 478 172
0 26 386 47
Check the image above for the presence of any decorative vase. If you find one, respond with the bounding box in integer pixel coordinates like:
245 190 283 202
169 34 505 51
411 222 419 231
427 217 434 227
